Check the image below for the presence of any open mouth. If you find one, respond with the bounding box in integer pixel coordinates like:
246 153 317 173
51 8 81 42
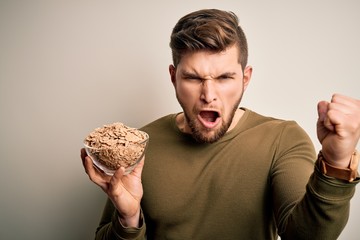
198 110 221 128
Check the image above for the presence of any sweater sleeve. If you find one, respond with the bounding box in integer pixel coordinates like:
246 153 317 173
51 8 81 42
95 198 146 240
272 121 359 240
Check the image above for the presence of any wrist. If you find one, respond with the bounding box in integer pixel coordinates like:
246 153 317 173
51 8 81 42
320 149 354 168
317 150 359 182
118 209 141 228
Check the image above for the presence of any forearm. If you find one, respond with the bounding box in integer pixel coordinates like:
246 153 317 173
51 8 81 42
279 166 359 240
95 198 146 240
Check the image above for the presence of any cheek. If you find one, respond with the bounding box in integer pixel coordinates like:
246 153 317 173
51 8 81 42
176 84 198 103
222 83 243 102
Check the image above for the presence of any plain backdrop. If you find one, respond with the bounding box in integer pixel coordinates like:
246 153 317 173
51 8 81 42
1 1 359 239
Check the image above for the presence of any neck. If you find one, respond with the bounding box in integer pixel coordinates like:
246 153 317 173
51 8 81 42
175 112 190 134
228 108 244 132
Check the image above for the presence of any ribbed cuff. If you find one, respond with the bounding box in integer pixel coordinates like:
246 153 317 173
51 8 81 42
111 209 146 239
308 164 359 201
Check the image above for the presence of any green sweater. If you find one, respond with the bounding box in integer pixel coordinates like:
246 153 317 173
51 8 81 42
95 109 358 240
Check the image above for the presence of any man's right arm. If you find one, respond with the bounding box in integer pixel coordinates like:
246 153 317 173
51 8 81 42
80 149 146 239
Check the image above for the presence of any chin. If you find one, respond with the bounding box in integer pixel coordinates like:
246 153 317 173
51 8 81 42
191 125 228 144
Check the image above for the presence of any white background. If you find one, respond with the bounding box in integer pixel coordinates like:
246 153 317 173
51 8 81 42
0 1 359 239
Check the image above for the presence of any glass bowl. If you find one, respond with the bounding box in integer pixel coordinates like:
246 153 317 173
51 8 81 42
84 130 149 176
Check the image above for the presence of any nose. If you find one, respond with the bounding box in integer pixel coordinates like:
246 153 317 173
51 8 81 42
200 79 217 103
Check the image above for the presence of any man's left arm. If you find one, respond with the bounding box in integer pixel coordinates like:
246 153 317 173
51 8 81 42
317 94 360 182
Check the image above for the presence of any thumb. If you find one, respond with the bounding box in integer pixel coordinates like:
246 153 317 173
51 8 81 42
317 100 334 132
317 101 328 121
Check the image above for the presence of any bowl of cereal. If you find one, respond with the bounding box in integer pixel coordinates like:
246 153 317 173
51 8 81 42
84 122 149 175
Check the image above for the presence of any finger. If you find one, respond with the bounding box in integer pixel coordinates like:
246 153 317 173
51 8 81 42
131 156 145 178
317 101 335 132
83 156 109 190
83 156 98 178
110 158 145 195
317 101 329 121
331 94 358 105
111 167 126 186
327 97 360 127
80 148 88 168
328 101 352 116
330 94 360 114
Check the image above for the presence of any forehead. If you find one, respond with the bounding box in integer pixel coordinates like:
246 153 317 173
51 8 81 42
177 45 242 75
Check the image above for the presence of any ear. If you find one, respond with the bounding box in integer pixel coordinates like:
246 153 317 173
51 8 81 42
169 64 176 86
242 65 253 91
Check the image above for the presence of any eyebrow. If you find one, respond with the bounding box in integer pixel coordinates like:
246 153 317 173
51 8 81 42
180 70 237 79
180 71 201 79
217 72 237 78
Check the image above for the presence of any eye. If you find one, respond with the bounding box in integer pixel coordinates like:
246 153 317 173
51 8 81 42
216 72 236 81
183 74 202 82
218 75 232 80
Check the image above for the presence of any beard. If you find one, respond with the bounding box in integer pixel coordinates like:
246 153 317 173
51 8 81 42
178 92 243 144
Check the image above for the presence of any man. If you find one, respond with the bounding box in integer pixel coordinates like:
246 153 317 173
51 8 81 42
81 9 360 239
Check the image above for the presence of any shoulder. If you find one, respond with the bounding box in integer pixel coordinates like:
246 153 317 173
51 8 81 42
140 113 178 136
242 108 312 143
241 108 295 130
